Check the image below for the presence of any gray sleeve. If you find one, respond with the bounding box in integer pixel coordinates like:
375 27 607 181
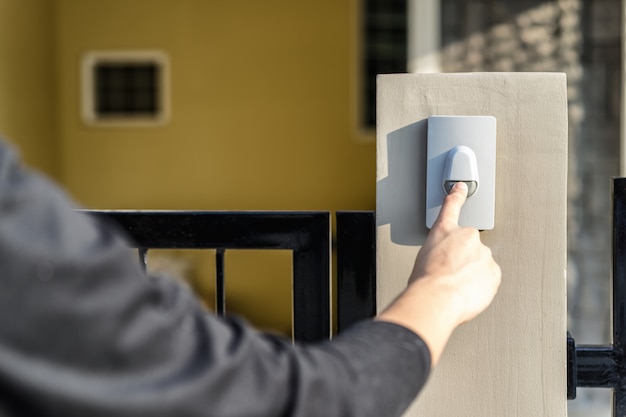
0 140 430 417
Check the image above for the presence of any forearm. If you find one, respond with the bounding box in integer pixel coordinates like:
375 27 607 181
377 276 466 366
297 320 430 417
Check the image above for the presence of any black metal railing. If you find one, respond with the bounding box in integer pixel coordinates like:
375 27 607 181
86 211 331 343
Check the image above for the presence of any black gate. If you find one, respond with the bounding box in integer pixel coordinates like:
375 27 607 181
86 211 330 343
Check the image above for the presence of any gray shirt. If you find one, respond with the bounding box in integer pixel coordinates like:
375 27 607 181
0 140 430 416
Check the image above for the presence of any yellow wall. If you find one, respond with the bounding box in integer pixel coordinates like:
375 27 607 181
56 0 375 211
0 0 58 178
1 0 375 334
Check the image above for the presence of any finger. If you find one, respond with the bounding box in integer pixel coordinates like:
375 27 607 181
434 182 468 228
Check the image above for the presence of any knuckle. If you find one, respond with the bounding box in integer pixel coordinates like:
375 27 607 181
434 217 454 231
444 191 464 206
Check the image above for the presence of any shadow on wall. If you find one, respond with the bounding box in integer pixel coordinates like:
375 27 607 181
376 120 429 246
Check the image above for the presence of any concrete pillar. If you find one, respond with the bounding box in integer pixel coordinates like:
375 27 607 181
376 73 567 416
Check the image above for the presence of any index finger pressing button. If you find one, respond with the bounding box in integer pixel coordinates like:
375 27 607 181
434 181 468 227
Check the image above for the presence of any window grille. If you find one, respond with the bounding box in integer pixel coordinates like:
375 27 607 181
81 51 169 126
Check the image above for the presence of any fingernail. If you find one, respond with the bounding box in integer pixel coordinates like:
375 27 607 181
454 181 468 191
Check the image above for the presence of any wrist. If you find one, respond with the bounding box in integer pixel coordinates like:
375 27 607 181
376 274 468 366
408 276 469 325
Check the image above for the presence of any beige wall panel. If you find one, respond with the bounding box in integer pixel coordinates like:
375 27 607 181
376 73 567 417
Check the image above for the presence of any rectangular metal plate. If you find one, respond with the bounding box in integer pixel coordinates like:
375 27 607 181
426 115 496 230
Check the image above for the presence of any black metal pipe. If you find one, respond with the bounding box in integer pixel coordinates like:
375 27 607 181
575 345 616 388
613 178 626 416
216 249 225 317
336 211 376 332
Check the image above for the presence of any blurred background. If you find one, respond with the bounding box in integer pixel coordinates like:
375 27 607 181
0 0 620 415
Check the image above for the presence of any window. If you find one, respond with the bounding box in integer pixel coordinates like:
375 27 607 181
81 51 169 126
361 0 408 128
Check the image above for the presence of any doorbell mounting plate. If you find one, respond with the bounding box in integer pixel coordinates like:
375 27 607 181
425 115 496 230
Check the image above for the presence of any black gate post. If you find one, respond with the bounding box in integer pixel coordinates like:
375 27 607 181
612 177 626 415
336 211 376 332
569 178 626 415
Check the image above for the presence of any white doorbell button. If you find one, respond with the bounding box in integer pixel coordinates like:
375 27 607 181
442 145 479 198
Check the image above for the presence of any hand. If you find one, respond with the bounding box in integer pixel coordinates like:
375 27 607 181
377 182 501 365
410 181 501 324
